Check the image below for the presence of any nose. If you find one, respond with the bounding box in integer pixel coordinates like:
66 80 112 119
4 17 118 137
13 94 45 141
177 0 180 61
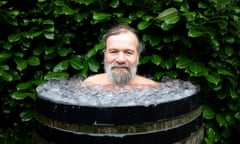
116 52 126 64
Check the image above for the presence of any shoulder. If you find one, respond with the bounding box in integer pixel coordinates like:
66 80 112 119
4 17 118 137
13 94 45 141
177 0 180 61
84 73 106 80
82 73 109 86
133 75 160 86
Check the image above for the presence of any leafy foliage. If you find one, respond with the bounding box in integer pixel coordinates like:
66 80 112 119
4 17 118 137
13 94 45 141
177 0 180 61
0 0 239 143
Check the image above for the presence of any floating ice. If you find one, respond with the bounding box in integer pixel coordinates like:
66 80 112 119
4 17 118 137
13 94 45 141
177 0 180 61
36 77 200 107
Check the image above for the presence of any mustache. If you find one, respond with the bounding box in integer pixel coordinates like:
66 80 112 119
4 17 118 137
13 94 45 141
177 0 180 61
110 63 130 69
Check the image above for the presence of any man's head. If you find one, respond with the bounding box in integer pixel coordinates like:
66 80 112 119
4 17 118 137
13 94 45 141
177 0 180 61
103 24 143 86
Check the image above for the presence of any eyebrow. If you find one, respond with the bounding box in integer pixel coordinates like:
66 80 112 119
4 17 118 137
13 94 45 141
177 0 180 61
107 48 136 52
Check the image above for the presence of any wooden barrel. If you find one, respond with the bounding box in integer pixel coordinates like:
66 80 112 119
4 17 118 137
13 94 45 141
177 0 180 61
33 91 203 144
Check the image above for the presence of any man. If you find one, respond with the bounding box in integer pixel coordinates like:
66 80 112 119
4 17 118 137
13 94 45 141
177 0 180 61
83 24 159 88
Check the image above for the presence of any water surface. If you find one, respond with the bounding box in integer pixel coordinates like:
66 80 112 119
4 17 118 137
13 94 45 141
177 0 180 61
36 77 199 107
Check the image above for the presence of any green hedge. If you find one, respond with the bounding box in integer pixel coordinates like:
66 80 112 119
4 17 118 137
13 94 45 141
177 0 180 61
0 0 240 143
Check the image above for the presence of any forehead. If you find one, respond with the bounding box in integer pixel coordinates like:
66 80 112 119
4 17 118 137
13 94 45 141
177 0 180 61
106 31 138 51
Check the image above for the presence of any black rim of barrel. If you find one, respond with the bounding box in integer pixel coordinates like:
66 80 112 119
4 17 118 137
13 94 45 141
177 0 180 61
34 115 202 144
36 93 201 125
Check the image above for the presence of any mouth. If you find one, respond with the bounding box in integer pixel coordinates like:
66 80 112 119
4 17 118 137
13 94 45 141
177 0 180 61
112 66 129 70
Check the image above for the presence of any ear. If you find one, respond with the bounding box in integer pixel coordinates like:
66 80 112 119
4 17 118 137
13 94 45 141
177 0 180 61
102 48 106 54
137 54 140 65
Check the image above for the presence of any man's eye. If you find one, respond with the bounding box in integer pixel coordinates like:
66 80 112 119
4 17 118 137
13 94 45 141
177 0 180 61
126 51 133 55
109 51 117 53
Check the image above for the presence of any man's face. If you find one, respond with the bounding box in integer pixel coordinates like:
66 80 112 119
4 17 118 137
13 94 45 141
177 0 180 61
104 31 139 86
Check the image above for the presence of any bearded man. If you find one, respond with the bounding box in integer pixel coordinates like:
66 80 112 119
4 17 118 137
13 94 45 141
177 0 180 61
83 24 159 88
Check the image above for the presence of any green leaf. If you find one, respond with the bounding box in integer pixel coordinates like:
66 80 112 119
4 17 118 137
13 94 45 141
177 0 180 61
76 0 95 6
27 56 40 66
217 90 226 99
228 102 238 111
143 15 153 22
87 43 104 58
9 10 20 16
183 12 196 21
203 105 216 119
164 15 180 24
23 41 31 48
218 68 235 77
88 58 99 72
224 36 235 44
172 35 180 41
234 112 240 120
136 11 146 18
69 56 84 70
155 8 178 21
224 45 234 56
225 113 235 126
12 92 35 100
211 39 220 50
205 73 221 85
43 19 54 25
216 113 228 127
0 70 13 81
165 71 178 78
140 56 150 64
54 1 75 15
203 26 216 38
110 0 119 8
93 12 111 21
176 56 192 69
205 127 219 143
80 62 89 76
209 82 222 91
229 88 238 99
0 65 9 71
150 54 162 66
22 31 42 39
8 33 21 42
3 42 13 50
165 57 175 69
0 52 12 64
74 13 88 22
160 22 174 31
137 21 151 30
150 38 161 47
20 110 35 122
232 7 240 14
226 58 240 67
0 1 7 7
14 58 27 71
189 62 203 74
5 11 18 26
153 72 164 80
44 27 55 33
44 46 56 55
31 80 45 86
113 12 123 18
58 48 71 57
14 52 24 58
44 32 54 40
188 29 204 37
16 82 32 91
33 46 43 56
174 0 183 2
163 36 172 43
44 72 69 80
53 60 69 72
122 0 133 6
217 20 228 30
198 2 207 8
117 18 132 24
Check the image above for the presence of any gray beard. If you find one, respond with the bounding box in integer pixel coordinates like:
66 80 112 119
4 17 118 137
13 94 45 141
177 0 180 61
104 62 137 86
